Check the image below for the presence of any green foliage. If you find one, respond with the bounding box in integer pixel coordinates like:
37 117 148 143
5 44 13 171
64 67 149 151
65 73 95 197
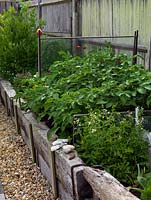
15 47 151 185
16 48 151 137
134 165 151 200
0 3 37 81
41 39 71 71
75 109 149 185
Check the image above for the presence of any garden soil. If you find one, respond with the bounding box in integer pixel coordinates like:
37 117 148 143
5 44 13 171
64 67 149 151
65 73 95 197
0 101 55 200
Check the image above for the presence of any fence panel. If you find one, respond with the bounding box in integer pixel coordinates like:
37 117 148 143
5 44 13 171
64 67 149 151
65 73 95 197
0 1 19 13
30 0 150 68
42 2 71 34
81 0 149 68
30 0 72 35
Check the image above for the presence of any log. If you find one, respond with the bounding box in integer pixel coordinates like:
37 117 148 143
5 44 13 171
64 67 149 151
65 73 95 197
83 167 139 200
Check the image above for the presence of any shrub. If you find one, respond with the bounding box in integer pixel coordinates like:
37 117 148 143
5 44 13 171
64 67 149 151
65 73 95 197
75 109 150 185
0 3 37 81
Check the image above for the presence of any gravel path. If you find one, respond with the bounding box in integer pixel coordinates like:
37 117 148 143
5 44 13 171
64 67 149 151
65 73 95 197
0 101 55 200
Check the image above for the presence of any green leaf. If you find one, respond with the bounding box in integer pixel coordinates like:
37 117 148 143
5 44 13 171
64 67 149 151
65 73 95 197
47 127 60 141
96 99 107 104
144 85 151 91
115 91 123 97
106 102 113 108
137 88 146 94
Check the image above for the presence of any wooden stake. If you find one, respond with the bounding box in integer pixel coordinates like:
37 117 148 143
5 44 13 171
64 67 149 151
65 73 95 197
10 98 14 117
14 104 20 134
48 147 58 198
4 90 9 116
29 123 36 163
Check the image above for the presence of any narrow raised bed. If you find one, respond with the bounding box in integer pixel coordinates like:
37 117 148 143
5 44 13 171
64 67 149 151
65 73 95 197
0 79 140 200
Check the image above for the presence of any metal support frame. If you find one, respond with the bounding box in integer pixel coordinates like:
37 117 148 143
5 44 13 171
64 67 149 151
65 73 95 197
38 33 42 77
133 30 138 65
37 0 42 77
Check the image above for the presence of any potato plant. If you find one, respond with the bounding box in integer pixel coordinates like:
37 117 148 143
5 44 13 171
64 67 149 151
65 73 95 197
15 48 151 185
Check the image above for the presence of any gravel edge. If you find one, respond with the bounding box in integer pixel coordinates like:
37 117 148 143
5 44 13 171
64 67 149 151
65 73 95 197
0 100 54 200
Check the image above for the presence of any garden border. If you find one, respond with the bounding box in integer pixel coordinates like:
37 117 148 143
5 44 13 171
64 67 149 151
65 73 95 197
0 78 140 200
0 78 94 200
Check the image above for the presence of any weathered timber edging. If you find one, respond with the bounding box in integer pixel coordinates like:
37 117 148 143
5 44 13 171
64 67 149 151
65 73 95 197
0 79 140 200
0 181 5 200
0 79 93 200
83 167 139 200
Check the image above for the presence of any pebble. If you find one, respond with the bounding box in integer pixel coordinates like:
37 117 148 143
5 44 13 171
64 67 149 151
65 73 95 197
66 151 76 160
0 101 55 200
52 139 68 146
62 145 75 154
51 144 62 151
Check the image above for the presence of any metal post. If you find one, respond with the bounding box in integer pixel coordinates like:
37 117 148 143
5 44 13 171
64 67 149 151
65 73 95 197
133 30 138 65
38 33 42 77
37 0 42 77
149 37 151 71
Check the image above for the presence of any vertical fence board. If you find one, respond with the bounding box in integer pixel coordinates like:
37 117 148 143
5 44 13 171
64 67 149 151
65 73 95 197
42 1 71 33
0 1 19 13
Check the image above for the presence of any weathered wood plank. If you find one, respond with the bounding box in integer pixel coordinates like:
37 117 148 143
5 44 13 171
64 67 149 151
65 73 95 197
81 0 151 68
83 167 139 200
42 1 71 33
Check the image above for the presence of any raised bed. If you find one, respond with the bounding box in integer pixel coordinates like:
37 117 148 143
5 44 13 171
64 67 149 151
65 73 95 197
0 78 140 200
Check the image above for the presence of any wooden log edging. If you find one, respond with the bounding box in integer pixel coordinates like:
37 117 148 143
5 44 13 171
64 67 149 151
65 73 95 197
0 79 140 200
0 79 91 200
83 167 140 200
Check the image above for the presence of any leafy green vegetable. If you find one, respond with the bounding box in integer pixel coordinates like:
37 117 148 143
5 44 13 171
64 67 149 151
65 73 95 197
16 48 151 136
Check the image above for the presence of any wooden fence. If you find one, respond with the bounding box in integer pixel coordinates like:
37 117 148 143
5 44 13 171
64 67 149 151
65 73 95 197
30 0 150 68
0 0 19 13
0 0 149 66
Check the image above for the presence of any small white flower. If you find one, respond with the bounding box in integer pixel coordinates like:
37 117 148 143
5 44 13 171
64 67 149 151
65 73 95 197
92 129 96 133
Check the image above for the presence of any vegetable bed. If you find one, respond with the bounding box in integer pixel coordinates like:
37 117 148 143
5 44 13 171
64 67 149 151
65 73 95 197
14 48 151 198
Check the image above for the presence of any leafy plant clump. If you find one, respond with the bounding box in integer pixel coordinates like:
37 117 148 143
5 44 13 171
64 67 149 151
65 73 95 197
0 3 38 81
16 48 151 137
131 165 151 199
75 109 149 186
